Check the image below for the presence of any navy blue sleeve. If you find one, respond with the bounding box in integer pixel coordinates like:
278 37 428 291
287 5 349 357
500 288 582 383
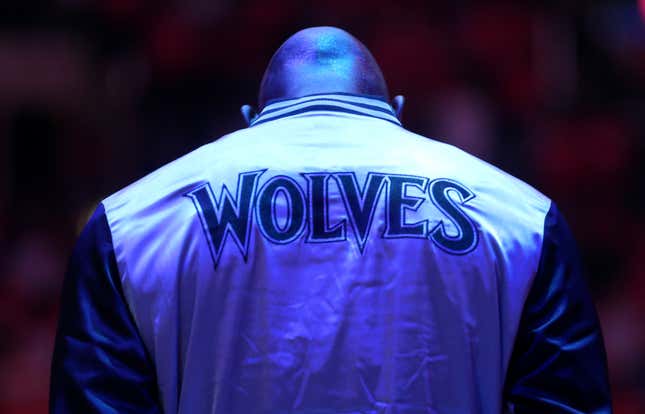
50 204 162 414
503 202 612 413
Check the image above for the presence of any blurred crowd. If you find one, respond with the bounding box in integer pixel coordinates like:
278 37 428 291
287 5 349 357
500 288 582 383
1 0 644 412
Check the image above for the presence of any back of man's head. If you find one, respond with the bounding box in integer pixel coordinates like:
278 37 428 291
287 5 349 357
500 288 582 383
258 26 390 109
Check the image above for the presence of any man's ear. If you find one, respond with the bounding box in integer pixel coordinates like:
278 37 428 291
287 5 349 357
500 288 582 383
392 95 405 122
241 104 257 126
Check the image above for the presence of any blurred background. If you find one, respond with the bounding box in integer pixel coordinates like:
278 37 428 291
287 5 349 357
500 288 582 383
0 0 643 412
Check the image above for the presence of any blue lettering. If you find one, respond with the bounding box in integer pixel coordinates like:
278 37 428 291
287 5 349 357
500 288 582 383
256 176 306 244
383 174 429 238
336 172 386 253
428 179 478 254
184 170 265 267
303 173 346 242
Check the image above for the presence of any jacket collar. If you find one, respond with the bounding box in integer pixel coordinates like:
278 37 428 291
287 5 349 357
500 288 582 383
250 92 402 127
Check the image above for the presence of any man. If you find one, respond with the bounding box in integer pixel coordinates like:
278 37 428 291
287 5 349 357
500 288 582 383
50 27 612 413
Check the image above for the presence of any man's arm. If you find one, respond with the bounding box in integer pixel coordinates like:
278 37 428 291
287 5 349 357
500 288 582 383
503 202 612 413
50 204 162 414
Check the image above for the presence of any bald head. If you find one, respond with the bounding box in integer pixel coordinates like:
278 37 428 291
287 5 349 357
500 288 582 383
258 27 389 109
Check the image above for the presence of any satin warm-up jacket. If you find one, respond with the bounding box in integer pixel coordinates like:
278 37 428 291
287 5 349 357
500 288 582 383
50 93 612 413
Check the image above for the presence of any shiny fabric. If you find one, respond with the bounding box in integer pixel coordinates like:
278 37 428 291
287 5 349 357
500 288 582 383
503 203 612 413
53 93 611 413
50 204 161 413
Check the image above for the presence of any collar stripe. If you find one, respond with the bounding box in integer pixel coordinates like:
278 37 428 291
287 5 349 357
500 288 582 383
263 92 392 110
260 97 395 117
250 93 401 127
256 100 399 123
252 104 402 127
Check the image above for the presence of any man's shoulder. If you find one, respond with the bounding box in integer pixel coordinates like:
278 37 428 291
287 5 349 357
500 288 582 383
388 129 552 255
399 128 550 210
102 128 253 214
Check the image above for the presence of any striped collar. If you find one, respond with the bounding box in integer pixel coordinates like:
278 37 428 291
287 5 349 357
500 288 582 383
250 92 402 127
